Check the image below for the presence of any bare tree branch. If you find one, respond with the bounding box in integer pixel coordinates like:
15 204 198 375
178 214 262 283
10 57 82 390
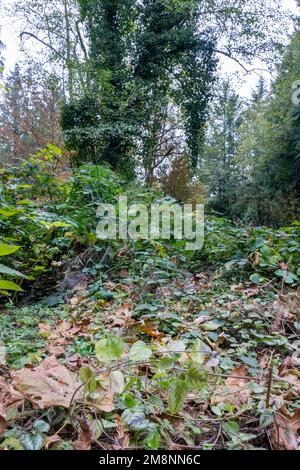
20 31 65 62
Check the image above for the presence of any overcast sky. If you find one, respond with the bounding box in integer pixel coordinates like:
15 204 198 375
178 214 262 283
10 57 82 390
0 0 299 97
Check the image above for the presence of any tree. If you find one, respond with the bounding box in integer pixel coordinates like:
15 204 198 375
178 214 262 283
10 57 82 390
0 65 63 166
61 0 138 174
61 0 291 178
232 30 300 224
200 80 244 214
134 0 216 175
11 0 88 99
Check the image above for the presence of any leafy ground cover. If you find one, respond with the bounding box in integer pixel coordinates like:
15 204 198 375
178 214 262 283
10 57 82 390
0 154 300 450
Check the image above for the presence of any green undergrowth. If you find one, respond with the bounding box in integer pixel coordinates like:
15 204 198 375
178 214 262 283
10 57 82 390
0 151 299 450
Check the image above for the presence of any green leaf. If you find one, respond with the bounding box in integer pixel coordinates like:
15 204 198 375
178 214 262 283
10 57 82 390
122 407 149 431
259 410 274 428
157 357 175 370
275 270 298 284
0 263 27 279
167 339 186 354
0 437 24 450
168 376 189 414
47 144 62 156
33 420 50 433
98 288 114 300
189 338 210 364
240 355 258 368
0 280 23 292
0 209 20 217
202 321 222 331
79 367 94 383
223 421 240 438
186 363 208 390
90 420 103 440
79 367 97 392
95 336 124 363
211 405 223 416
123 393 136 408
144 428 160 450
250 273 261 285
129 341 152 362
20 433 44 450
0 244 21 257
284 272 299 284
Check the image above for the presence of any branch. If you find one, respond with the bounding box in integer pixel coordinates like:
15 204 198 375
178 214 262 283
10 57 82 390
20 31 65 62
214 49 267 74
75 21 88 61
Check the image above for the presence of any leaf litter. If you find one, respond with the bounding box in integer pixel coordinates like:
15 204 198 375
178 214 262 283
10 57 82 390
0 243 300 450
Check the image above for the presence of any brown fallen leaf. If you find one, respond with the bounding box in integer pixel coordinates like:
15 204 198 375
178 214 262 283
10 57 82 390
72 418 92 451
0 376 24 435
48 345 65 357
271 409 300 450
212 365 251 406
278 368 300 399
141 321 164 339
38 323 51 336
0 376 24 411
39 320 87 357
0 403 6 435
111 303 134 328
112 415 130 450
119 269 129 278
12 356 81 409
230 283 244 292
64 354 84 371
86 370 125 413
273 288 300 332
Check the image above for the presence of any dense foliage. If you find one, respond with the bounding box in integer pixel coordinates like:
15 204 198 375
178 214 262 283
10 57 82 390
0 0 299 454
0 159 299 450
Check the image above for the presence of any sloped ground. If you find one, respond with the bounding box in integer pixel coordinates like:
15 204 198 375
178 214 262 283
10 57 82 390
1 243 300 450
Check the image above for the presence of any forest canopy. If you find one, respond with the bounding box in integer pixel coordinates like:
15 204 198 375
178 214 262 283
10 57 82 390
0 0 298 223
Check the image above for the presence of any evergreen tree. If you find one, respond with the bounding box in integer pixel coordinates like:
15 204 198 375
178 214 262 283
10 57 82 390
234 31 300 224
200 81 244 214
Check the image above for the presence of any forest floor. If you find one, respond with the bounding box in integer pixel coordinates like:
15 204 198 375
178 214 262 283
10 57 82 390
1 242 300 451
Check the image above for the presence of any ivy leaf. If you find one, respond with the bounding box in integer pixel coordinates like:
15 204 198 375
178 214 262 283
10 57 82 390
240 355 258 368
79 367 97 393
260 410 274 428
20 433 44 450
122 407 149 431
95 336 124 363
33 420 50 433
0 437 24 450
129 341 152 362
250 273 261 285
79 367 93 383
167 339 186 354
275 269 298 284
